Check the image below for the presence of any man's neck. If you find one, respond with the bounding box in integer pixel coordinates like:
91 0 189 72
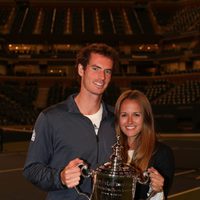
75 92 102 115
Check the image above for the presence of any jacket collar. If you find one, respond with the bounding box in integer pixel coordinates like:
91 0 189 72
61 93 113 119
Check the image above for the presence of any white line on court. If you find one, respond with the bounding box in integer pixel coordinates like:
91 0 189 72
175 169 196 176
160 133 200 138
196 176 200 180
168 186 200 198
0 168 23 173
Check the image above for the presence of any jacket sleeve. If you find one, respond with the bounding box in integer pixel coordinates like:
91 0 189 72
152 142 175 198
23 112 65 191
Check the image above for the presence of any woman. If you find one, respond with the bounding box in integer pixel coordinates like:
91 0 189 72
115 90 174 200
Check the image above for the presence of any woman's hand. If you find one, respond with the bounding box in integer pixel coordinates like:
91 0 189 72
148 167 164 193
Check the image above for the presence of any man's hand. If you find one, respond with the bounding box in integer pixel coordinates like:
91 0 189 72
60 158 83 188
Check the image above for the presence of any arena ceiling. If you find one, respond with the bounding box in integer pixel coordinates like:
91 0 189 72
0 0 199 46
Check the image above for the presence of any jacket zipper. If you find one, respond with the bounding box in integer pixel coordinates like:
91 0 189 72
96 134 99 164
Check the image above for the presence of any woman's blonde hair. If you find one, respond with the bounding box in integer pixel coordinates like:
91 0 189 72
114 90 156 171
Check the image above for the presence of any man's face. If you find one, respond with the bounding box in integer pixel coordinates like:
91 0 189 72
78 53 113 96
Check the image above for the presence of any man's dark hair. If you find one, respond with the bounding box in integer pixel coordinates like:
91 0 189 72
75 43 119 70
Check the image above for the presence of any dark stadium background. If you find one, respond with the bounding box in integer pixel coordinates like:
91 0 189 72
0 0 200 199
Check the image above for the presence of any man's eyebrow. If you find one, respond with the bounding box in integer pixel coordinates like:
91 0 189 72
89 64 112 71
90 64 101 68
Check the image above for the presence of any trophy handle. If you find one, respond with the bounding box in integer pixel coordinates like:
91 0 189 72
137 171 157 200
74 163 93 200
78 163 92 178
137 170 149 184
74 187 91 200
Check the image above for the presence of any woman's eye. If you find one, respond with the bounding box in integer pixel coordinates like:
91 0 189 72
134 113 141 117
120 113 127 117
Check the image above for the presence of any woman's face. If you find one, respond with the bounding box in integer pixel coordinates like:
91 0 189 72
119 99 144 139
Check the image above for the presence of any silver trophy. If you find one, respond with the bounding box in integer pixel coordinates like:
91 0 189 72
76 136 151 200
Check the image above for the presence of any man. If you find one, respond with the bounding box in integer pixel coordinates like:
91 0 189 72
23 43 119 199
